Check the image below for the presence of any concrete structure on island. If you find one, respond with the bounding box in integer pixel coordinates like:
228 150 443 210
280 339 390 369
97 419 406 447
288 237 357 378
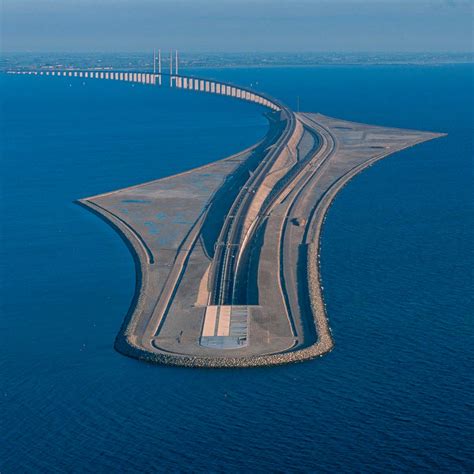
10 66 446 367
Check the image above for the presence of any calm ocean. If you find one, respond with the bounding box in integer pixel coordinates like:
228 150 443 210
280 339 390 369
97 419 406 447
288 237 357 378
1 65 473 472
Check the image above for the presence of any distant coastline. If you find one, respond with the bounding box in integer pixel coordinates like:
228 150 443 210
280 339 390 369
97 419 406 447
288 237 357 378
2 51 473 73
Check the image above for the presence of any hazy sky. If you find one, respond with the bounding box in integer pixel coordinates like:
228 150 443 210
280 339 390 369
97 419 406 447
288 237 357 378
1 0 473 53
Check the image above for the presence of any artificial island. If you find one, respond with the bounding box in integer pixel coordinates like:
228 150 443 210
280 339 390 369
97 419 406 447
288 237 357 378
9 58 445 368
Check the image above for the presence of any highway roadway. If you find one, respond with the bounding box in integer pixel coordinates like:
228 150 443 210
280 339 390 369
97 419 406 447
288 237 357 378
277 117 337 346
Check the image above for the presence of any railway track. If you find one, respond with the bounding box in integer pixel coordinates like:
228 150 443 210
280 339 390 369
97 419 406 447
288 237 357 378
210 106 296 305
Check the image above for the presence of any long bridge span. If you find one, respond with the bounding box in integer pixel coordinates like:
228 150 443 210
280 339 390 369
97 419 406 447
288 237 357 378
7 68 281 111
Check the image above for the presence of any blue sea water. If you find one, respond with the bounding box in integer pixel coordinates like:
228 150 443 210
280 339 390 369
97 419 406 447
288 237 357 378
1 65 473 473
